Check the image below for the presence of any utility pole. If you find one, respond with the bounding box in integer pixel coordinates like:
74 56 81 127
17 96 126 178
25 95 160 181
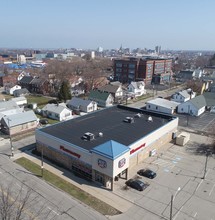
6 117 14 157
41 147 44 177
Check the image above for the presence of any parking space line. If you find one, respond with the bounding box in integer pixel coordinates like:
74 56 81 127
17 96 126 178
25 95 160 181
173 205 183 220
196 179 203 192
193 212 197 218
202 118 215 131
209 184 215 196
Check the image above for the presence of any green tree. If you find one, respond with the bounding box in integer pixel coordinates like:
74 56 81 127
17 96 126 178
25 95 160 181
58 81 72 102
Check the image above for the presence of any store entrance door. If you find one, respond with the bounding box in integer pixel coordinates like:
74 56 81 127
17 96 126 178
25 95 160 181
95 172 104 185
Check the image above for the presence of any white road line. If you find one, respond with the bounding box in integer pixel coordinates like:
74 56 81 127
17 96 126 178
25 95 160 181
47 207 59 215
193 212 197 218
202 118 215 131
209 184 215 196
196 179 203 192
173 205 184 220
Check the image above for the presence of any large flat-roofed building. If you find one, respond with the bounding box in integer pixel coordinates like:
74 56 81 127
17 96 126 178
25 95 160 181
36 105 178 190
113 57 172 84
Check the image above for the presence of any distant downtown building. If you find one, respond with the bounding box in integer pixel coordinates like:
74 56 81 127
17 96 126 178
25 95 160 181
36 105 178 191
113 57 172 84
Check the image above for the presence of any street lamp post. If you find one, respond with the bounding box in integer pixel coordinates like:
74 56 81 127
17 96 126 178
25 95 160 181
170 187 181 220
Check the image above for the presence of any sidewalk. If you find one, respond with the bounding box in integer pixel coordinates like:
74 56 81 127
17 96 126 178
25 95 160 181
12 152 133 213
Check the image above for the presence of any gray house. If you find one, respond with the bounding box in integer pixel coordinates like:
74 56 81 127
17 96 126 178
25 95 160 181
67 97 97 113
1 110 38 136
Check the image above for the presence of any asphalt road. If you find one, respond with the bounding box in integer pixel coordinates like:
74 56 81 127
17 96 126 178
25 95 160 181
0 148 107 220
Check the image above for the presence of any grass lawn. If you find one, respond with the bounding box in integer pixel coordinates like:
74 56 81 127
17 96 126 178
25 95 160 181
27 95 53 106
15 157 121 216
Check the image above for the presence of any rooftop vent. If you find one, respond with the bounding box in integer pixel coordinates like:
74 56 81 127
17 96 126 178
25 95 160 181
123 117 134 123
148 116 153 122
135 113 141 118
98 132 103 137
82 132 95 141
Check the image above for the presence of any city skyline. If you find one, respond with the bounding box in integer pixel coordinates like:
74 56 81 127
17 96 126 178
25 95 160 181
1 0 215 51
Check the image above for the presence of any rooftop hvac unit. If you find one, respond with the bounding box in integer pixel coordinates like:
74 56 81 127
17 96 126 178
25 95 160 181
98 132 103 137
123 117 134 123
135 113 141 118
82 132 95 141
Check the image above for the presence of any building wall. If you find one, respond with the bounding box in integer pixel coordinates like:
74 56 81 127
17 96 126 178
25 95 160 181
177 102 205 116
146 102 175 114
10 121 37 136
129 118 178 168
36 131 92 165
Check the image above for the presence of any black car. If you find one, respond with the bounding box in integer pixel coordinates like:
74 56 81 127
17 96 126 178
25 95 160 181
125 179 147 191
137 169 156 179
39 118 49 125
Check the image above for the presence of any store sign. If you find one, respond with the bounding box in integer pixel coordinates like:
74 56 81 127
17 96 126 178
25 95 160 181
130 143 146 155
98 159 107 168
60 146 81 158
118 158 126 168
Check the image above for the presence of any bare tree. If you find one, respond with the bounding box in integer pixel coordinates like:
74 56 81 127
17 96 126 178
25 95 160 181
0 182 53 220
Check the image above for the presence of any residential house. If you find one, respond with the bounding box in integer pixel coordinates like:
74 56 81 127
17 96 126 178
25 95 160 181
18 75 34 91
127 81 146 97
175 70 194 82
177 95 206 116
17 71 30 81
88 90 114 107
193 69 203 78
5 84 21 95
42 103 73 121
67 97 97 113
30 77 53 95
0 100 23 122
13 88 30 97
98 84 123 102
202 92 215 111
0 110 38 136
171 89 196 103
0 72 19 87
71 84 85 96
11 97 27 107
146 98 179 115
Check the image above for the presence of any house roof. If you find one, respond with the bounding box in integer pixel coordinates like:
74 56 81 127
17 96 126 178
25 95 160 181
89 90 112 101
2 110 38 127
67 97 93 107
91 140 129 160
30 77 46 85
130 81 145 89
178 90 190 99
0 100 20 112
202 92 215 107
42 103 71 114
189 95 206 109
39 105 175 151
147 98 179 109
98 84 120 94
13 88 29 95
18 76 34 84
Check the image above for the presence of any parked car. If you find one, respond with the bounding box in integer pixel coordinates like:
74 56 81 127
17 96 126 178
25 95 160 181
137 169 157 179
39 118 49 125
125 179 147 191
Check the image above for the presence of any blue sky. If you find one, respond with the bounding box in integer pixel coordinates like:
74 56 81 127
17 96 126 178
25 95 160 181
0 0 215 50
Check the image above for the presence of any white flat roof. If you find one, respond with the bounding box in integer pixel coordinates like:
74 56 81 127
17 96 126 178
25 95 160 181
147 98 179 109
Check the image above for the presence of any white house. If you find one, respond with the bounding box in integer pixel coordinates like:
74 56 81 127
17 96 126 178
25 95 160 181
177 95 206 116
193 69 203 78
42 103 73 121
171 89 196 103
67 97 97 113
146 98 179 115
5 85 21 95
128 81 146 97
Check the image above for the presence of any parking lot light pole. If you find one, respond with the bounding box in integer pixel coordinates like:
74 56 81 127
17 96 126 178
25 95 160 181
170 187 181 220
202 151 209 179
41 146 44 177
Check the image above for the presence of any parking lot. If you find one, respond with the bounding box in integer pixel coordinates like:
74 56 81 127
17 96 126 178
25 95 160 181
177 112 215 134
111 133 215 220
